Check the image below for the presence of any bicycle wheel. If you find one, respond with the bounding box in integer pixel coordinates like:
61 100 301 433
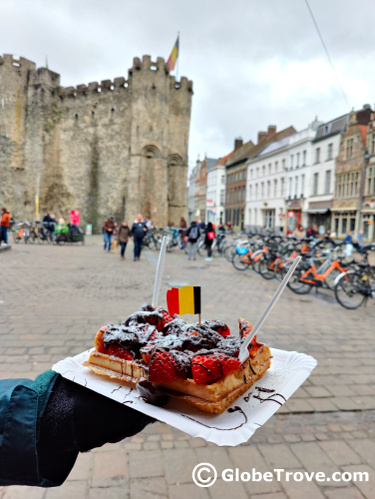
197 241 206 257
334 273 367 309
232 253 250 271
324 268 342 290
224 245 237 262
13 233 20 244
287 267 313 294
258 258 275 280
29 233 36 244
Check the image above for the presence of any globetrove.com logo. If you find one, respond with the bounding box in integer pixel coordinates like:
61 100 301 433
192 464 369 488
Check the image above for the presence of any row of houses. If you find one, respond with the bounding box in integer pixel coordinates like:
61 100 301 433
188 105 375 241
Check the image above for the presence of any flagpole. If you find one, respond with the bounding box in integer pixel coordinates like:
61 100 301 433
176 31 180 81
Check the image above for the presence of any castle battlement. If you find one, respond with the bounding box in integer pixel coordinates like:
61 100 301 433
0 52 193 230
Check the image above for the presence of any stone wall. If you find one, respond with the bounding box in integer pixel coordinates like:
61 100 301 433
0 54 193 230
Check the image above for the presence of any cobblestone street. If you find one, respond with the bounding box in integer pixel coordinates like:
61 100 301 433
1 237 374 498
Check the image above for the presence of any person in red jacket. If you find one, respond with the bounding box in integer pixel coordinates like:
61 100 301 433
0 208 11 245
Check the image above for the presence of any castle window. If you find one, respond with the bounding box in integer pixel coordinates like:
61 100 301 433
150 64 158 72
75 114 78 122
151 84 156 90
92 111 95 118
110 85 114 91
111 108 115 117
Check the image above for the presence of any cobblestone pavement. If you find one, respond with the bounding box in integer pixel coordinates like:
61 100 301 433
0 237 374 498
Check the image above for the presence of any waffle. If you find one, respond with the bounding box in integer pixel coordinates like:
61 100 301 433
83 304 272 414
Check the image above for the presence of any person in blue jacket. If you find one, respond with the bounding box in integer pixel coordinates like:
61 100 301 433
0 371 153 487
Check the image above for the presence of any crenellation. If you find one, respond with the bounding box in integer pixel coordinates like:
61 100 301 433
76 84 88 95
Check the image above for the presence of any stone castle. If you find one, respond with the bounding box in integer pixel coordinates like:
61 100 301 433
0 54 193 230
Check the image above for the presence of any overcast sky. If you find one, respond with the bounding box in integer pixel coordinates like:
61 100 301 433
2 0 375 168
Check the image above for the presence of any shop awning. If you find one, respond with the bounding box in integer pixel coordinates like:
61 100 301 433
304 208 329 214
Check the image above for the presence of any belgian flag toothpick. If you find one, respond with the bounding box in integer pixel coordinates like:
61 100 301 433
166 286 201 323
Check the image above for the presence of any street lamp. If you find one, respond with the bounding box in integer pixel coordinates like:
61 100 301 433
357 149 370 233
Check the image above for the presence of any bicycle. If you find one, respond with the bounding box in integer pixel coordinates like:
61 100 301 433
334 244 375 309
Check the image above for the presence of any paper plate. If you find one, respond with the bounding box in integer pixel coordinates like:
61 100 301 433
52 348 317 447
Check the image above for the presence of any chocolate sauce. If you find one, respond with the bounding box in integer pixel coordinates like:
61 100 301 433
137 380 169 406
253 387 286 406
182 405 248 431
243 392 252 402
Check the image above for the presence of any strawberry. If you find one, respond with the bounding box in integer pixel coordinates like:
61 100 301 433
107 344 134 360
149 351 180 382
238 318 252 338
192 354 241 384
94 328 108 354
216 324 231 337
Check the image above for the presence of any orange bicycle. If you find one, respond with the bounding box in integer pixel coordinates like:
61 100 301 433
286 254 349 294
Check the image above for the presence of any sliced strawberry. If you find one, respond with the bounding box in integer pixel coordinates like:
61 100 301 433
191 354 223 384
149 351 180 382
220 356 241 375
107 344 134 360
238 318 252 338
94 328 108 354
192 353 241 384
216 324 231 337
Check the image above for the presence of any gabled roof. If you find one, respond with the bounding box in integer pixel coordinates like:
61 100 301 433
206 157 218 172
225 126 296 169
313 114 349 143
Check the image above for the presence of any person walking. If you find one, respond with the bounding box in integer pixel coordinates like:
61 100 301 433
186 220 200 260
131 214 147 261
204 221 215 261
0 208 10 245
103 216 117 252
179 217 187 249
117 221 130 260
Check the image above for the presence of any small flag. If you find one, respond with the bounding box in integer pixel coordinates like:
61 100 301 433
45 56 49 70
167 35 179 71
166 286 201 316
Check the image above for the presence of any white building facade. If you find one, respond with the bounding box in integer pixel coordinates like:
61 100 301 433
206 161 226 224
245 120 322 233
245 137 290 231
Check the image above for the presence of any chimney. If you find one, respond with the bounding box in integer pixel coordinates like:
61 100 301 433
268 125 277 136
258 131 267 143
234 137 243 150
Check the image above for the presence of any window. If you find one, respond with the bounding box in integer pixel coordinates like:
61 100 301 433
371 133 375 155
296 152 300 168
249 184 253 199
281 177 285 196
282 159 286 170
355 172 359 195
256 167 259 177
255 183 258 199
313 173 319 195
275 161 278 172
327 143 333 160
350 173 354 196
261 182 264 198
341 217 347 234
289 178 292 197
268 164 272 175
301 174 305 197
294 177 299 198
221 175 225 184
346 138 353 159
273 179 277 197
291 155 294 169
264 210 275 229
220 189 225 205
334 218 339 234
367 167 375 195
325 170 331 194
315 148 320 164
262 165 266 176
302 150 306 166
350 218 356 232
267 180 271 198
250 169 253 179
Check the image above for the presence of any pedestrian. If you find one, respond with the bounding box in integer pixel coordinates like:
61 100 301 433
179 217 187 249
217 222 226 235
131 214 147 261
204 221 215 261
103 216 117 252
0 370 154 487
186 220 200 260
144 217 153 230
293 225 304 238
306 224 318 238
117 221 130 260
0 208 10 245
357 230 364 254
344 231 354 258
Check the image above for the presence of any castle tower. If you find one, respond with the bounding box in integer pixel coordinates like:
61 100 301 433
0 54 193 229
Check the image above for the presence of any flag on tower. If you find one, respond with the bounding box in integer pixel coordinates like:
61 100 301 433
167 35 179 71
